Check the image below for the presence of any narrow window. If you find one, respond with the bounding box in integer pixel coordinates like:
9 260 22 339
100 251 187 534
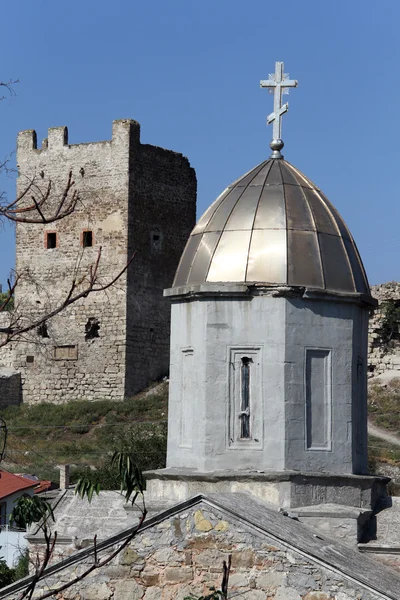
151 229 162 252
240 357 251 438
82 230 93 248
46 232 57 249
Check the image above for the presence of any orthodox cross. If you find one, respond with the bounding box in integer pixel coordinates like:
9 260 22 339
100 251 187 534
260 61 298 157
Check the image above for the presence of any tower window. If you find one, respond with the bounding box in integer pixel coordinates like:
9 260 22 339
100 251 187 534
240 357 251 438
151 229 162 252
82 230 93 248
45 232 57 249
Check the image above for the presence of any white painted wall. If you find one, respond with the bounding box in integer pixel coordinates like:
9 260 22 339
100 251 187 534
166 286 369 475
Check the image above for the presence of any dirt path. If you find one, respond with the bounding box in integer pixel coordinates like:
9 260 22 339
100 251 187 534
368 420 400 447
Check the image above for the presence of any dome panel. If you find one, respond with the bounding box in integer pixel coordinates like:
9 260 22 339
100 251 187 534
225 185 261 231
172 158 371 298
254 184 286 229
302 188 337 236
192 189 230 235
319 233 354 292
205 187 243 232
249 161 273 186
174 234 202 287
207 230 251 282
287 230 323 288
284 184 314 231
266 160 283 185
247 229 286 283
187 232 220 284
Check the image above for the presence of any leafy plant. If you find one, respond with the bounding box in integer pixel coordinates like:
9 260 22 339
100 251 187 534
380 300 400 347
10 495 54 529
75 450 146 505
0 558 15 589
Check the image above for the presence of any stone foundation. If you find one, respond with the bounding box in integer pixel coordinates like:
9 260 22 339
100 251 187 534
144 469 389 511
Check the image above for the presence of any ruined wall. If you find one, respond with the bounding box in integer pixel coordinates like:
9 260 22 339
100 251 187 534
20 502 391 600
1 120 196 403
368 283 400 377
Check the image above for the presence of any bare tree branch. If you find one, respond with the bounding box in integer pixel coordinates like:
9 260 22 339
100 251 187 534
0 79 18 101
0 249 136 345
1 171 79 224
27 509 147 600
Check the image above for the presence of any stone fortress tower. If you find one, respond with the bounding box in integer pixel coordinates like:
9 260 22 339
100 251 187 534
5 119 196 403
146 63 386 518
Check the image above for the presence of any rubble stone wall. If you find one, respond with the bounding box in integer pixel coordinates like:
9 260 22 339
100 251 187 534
15 503 389 600
368 283 400 377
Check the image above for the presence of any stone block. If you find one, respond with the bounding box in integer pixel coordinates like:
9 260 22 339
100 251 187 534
229 572 249 588
119 547 143 566
194 510 213 531
257 571 286 590
81 583 111 600
143 587 162 600
274 587 302 600
152 547 183 565
304 593 331 600
214 520 229 532
113 579 143 600
231 549 255 568
141 567 160 587
164 567 193 583
195 549 223 568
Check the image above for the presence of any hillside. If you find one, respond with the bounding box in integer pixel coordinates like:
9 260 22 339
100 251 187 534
0 382 168 487
368 378 400 475
1 377 399 489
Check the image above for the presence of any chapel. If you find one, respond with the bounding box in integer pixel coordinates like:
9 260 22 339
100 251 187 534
164 62 376 478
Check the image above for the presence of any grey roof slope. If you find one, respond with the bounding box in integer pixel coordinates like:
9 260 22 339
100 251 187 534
1 493 398 599
173 159 371 298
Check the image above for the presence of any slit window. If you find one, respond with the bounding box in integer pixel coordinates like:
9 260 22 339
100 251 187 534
240 357 251 438
228 348 262 448
82 230 93 248
46 232 57 249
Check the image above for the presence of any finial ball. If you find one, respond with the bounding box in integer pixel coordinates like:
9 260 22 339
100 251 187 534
270 138 284 151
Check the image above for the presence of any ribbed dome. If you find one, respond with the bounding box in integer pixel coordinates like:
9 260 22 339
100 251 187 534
173 158 370 296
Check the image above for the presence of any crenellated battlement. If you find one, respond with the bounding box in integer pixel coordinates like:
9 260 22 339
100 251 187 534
17 119 141 157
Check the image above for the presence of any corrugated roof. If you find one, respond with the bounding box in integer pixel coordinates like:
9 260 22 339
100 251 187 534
0 470 37 499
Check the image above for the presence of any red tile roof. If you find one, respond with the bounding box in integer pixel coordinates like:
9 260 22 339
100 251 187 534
0 470 37 499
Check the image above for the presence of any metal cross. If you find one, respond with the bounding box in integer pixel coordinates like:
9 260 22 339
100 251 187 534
260 62 298 147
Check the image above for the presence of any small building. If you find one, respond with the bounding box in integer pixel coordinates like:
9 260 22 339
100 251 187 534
0 470 36 567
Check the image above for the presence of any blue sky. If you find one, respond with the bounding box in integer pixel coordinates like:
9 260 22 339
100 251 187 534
0 0 398 286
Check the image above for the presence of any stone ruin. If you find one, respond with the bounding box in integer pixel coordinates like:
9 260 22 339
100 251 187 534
368 282 400 378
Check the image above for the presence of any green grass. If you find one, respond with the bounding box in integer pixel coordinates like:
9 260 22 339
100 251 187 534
368 378 400 434
368 435 400 469
1 383 168 487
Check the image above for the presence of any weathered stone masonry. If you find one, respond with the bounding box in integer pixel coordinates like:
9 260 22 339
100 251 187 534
2 120 196 403
10 497 399 600
368 283 400 377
